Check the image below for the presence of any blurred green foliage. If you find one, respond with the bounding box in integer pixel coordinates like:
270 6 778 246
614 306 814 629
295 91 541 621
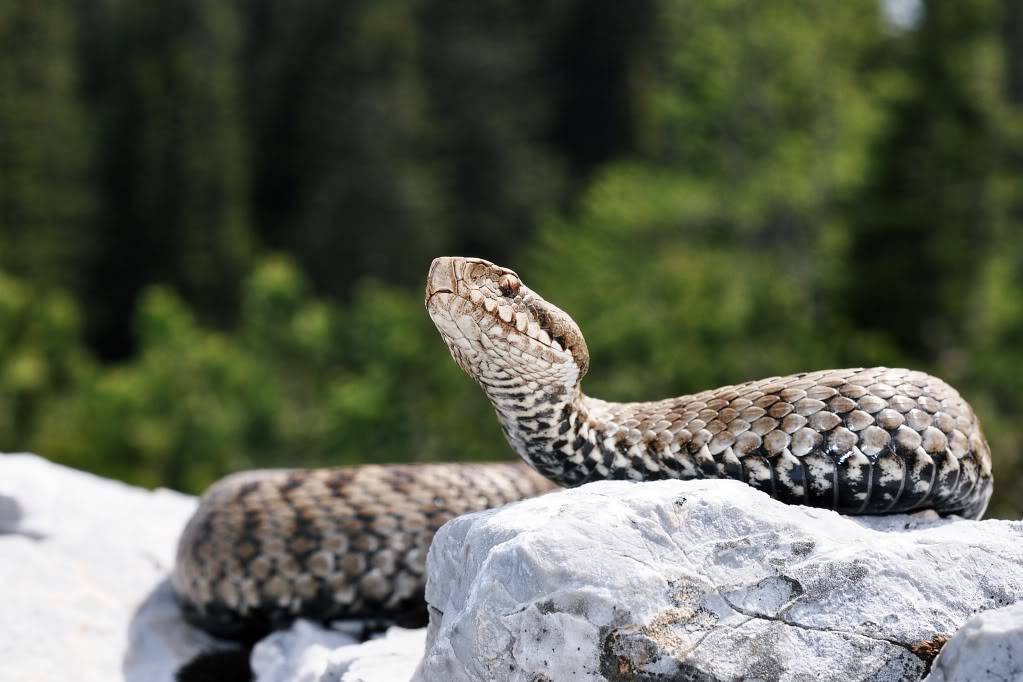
28 259 507 491
1 0 1022 518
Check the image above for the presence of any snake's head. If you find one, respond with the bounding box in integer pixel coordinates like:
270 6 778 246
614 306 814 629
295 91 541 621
426 257 589 393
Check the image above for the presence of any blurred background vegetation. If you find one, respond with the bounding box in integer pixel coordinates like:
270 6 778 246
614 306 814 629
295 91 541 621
1 0 1022 518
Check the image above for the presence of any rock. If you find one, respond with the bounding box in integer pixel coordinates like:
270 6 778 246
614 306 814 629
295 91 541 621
336 628 426 682
252 621 427 682
0 452 224 682
251 619 359 680
8 452 1017 681
925 602 1023 682
416 479 1023 682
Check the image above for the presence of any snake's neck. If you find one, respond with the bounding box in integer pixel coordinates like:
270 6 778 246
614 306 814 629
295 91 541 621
486 378 659 487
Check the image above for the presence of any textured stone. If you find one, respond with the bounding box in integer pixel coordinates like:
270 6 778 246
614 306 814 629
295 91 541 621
0 453 218 682
416 479 1023 682
925 602 1023 682
6 451 1018 682
252 621 426 682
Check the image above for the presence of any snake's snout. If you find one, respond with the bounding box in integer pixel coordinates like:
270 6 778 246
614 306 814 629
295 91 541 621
426 257 458 303
426 256 499 305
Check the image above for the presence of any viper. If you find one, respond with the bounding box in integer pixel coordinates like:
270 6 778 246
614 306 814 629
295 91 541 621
173 256 992 640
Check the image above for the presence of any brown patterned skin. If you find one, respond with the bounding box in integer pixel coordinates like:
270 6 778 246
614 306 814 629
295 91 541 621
426 257 994 520
172 462 555 640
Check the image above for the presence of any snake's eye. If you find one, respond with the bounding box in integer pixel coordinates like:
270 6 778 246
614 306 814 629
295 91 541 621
498 274 520 297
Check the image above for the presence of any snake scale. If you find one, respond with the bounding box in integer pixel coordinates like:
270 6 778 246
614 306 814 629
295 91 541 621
173 256 993 639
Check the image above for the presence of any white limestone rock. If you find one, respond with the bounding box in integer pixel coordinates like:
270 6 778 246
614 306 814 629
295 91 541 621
252 621 427 682
925 602 1023 682
336 628 426 682
0 452 221 682
416 479 1023 682
251 619 359 681
7 452 1018 682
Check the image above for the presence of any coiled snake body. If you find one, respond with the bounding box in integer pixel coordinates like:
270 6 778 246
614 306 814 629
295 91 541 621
173 463 555 638
174 256 993 638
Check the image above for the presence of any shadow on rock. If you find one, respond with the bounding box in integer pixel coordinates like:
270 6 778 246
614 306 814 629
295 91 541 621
122 578 245 682
0 494 45 540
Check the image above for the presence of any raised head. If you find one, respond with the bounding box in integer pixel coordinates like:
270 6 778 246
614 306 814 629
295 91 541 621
425 256 588 397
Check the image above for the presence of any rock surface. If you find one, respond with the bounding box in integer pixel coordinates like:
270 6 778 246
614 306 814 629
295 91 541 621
925 602 1023 682
416 479 1023 682
0 453 426 682
0 452 216 682
253 621 427 682
6 453 1020 681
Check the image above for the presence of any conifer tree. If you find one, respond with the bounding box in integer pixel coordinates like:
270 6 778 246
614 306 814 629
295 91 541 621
0 0 92 289
88 0 252 356
846 0 1004 359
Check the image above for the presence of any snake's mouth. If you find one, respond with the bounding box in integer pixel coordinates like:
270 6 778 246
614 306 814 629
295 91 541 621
471 293 567 354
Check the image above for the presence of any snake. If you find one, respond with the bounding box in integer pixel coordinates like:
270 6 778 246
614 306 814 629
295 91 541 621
173 255 993 640
172 463 555 639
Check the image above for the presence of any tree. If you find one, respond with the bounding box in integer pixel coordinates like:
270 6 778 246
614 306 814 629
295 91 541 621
528 0 899 398
963 0 1023 518
0 0 93 290
87 0 252 358
236 0 446 298
845 0 1004 360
